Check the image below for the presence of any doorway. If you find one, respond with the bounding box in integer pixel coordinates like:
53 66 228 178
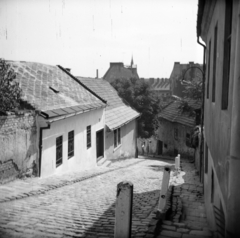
96 129 104 161
157 140 163 155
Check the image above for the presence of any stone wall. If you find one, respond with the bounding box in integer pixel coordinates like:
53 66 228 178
0 112 38 183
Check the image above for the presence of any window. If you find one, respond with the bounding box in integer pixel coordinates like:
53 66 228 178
211 169 214 203
222 0 233 109
174 128 178 140
186 133 191 147
205 143 209 173
117 128 121 145
114 128 121 148
68 130 74 159
56 136 63 167
87 125 91 149
207 40 211 99
212 23 218 102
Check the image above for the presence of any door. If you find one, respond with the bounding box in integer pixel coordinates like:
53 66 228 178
157 140 163 155
96 129 104 161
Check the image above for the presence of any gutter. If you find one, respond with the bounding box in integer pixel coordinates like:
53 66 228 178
45 105 106 123
197 36 206 183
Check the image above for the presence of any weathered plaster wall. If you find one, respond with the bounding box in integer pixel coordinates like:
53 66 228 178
137 136 158 155
105 119 137 161
0 113 38 183
41 108 105 178
157 119 194 158
203 0 231 208
202 1 240 233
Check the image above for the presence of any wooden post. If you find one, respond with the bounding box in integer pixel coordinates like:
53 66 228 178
175 154 181 171
175 156 178 170
114 181 133 238
158 166 171 211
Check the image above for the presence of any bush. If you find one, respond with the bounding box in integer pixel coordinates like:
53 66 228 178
0 59 22 114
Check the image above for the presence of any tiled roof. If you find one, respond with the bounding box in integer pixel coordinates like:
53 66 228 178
8 61 106 118
103 63 139 82
158 99 201 127
77 77 140 130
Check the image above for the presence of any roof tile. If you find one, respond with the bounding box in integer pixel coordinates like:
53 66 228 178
8 61 106 117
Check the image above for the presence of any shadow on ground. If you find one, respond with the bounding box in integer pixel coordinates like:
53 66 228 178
82 189 160 238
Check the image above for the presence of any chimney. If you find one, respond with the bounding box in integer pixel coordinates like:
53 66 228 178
96 69 98 79
65 68 71 73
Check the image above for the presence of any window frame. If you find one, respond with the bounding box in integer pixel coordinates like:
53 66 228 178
68 130 74 159
114 128 121 148
56 136 63 167
212 23 218 103
222 0 233 110
186 133 191 147
207 39 211 99
205 143 209 174
87 125 91 149
174 128 178 140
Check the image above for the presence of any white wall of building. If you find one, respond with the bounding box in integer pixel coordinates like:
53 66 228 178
40 108 105 177
105 119 137 161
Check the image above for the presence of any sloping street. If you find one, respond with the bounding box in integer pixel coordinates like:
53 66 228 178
0 157 173 238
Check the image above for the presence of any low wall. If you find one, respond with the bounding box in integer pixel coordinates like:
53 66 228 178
0 112 38 183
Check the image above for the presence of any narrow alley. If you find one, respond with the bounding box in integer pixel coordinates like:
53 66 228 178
0 157 214 238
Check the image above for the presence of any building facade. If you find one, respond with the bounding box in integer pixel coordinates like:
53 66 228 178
6 61 106 178
197 0 240 236
156 100 199 158
144 78 171 101
103 60 139 83
77 77 140 164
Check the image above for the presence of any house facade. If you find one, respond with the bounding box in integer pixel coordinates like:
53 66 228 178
7 61 106 178
144 78 171 101
77 77 140 163
197 0 240 236
156 100 200 158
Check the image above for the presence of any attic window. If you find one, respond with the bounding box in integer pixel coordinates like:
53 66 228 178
49 86 59 93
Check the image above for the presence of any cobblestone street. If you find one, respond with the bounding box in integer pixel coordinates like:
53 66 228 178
0 157 173 238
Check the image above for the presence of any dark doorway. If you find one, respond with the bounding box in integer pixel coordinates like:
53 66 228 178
96 129 104 161
157 140 163 155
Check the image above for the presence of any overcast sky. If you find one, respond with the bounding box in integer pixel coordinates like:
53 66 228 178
0 0 203 78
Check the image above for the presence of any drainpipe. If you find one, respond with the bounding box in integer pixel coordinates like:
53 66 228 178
39 124 50 177
38 113 51 177
197 36 206 183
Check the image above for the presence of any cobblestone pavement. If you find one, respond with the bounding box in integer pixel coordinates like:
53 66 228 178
0 157 174 238
157 161 214 238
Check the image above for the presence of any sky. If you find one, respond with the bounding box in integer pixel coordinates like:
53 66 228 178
0 0 203 78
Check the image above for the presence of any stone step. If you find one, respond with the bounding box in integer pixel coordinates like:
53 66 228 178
97 156 107 166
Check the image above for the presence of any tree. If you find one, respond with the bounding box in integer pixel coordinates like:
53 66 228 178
182 76 202 101
0 59 22 114
110 78 161 138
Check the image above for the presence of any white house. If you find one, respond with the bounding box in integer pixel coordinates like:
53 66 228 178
9 61 107 177
77 77 140 164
